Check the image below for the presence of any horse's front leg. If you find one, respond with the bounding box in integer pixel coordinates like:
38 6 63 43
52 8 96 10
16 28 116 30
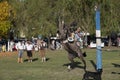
67 53 75 70
79 56 86 71
77 51 87 71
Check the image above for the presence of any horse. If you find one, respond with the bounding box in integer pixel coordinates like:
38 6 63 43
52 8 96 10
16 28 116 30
59 25 86 71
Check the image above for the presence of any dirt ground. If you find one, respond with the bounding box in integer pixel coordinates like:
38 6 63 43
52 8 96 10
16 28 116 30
0 46 119 57
0 51 17 57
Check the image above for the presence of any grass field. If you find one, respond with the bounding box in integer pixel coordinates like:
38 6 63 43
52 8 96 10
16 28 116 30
0 47 120 80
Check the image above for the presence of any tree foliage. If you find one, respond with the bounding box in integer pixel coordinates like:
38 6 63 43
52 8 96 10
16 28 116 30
0 1 14 38
8 0 120 38
9 0 57 38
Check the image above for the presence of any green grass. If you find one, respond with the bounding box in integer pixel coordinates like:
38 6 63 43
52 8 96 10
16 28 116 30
0 48 120 80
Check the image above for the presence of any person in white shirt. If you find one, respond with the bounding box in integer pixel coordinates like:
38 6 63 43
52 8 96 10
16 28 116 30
25 41 33 62
9 40 14 52
16 41 25 63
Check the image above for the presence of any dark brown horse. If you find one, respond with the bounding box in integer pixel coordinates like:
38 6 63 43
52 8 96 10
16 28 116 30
59 25 86 70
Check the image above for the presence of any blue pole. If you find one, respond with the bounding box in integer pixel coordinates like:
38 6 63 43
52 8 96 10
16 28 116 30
95 7 102 72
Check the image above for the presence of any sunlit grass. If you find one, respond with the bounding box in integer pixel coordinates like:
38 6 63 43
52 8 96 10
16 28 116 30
0 48 120 80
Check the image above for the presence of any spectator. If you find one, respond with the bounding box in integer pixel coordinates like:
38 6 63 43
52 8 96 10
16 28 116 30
34 43 39 53
16 41 25 63
117 37 120 47
39 40 47 62
52 40 55 49
25 41 34 62
56 41 61 50
9 40 14 52
2 44 6 52
74 27 84 48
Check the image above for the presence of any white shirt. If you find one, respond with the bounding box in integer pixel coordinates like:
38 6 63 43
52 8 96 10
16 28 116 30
16 42 25 50
26 44 33 51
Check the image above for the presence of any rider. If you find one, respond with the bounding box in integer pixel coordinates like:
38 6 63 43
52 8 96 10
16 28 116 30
74 27 84 48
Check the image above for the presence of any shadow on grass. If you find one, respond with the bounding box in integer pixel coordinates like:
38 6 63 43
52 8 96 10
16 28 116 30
111 72 120 75
24 59 28 62
24 58 50 62
82 60 102 80
89 60 97 71
103 49 120 52
63 61 85 69
112 63 120 68
32 58 39 61
111 63 120 75
24 58 38 62
82 70 102 80
46 58 50 61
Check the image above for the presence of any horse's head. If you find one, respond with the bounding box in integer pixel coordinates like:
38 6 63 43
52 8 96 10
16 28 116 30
59 25 71 41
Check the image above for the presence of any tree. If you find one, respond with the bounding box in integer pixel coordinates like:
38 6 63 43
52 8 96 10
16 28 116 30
9 0 57 39
9 0 120 40
0 1 14 38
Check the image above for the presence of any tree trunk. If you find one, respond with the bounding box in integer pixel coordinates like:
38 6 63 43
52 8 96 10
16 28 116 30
108 37 111 47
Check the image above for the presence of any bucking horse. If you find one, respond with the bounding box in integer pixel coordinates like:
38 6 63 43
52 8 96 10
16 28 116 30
59 25 86 71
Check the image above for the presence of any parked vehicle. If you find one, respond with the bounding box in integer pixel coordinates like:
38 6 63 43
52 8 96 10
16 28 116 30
89 40 104 48
101 38 109 46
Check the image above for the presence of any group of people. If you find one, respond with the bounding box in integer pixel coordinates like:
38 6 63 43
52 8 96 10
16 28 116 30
50 39 62 50
16 39 47 63
0 44 6 52
0 38 7 52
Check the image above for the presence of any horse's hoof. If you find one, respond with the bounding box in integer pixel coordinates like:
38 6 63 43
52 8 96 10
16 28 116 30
67 65 71 71
68 65 71 69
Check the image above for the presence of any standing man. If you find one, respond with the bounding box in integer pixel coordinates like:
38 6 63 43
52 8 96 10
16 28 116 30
16 41 25 63
26 41 34 62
